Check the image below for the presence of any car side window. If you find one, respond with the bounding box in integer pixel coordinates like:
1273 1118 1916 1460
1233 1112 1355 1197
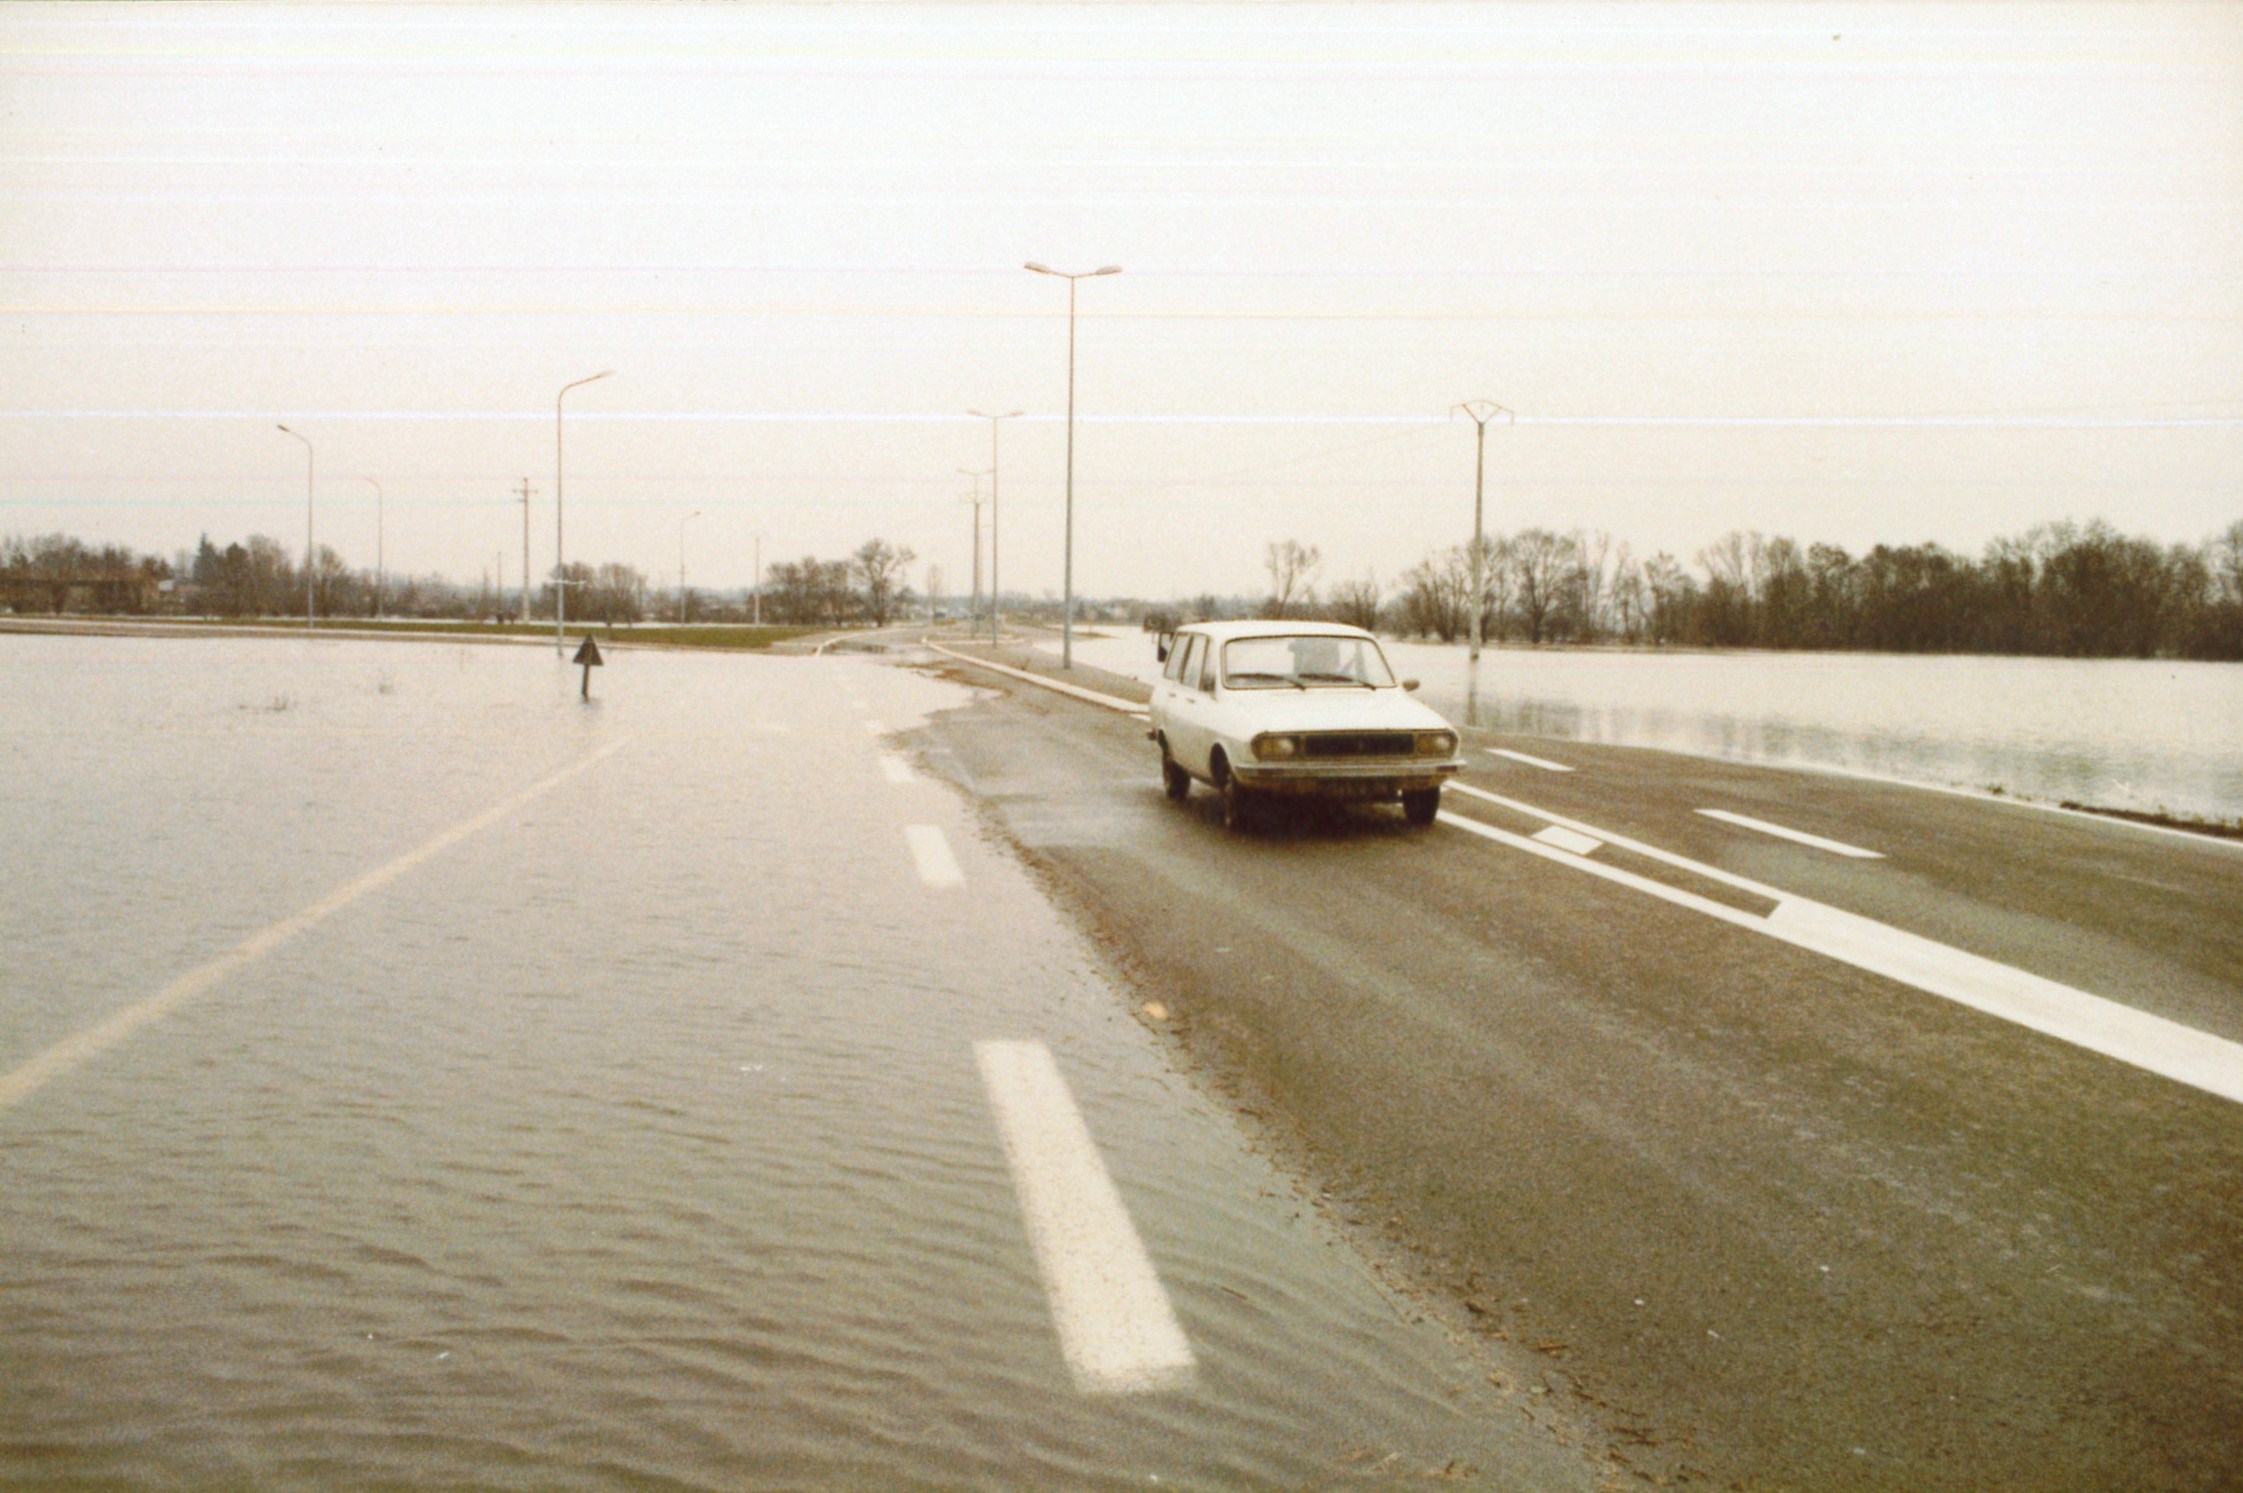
1197 641 1218 694
1174 635 1199 689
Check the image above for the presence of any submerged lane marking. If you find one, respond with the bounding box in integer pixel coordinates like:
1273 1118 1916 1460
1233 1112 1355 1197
0 738 633 1114
975 1039 1194 1395
879 753 915 784
905 824 963 886
1532 824 1603 856
1698 808 1883 860
1487 747 1575 773
1437 795 2243 1107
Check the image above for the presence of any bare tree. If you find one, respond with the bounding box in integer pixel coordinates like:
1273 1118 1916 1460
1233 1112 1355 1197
1509 528 1578 644
1263 538 1322 618
853 537 917 626
1325 570 1381 631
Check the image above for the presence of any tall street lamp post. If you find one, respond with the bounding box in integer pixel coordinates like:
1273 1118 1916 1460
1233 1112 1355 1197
555 369 614 655
275 423 315 627
1455 400 1514 663
678 508 701 624
361 476 384 618
1024 263 1120 669
752 532 763 625
966 409 1021 646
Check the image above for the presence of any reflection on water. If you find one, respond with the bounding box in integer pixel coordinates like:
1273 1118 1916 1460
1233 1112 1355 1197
1053 632 2243 823
0 634 1562 1491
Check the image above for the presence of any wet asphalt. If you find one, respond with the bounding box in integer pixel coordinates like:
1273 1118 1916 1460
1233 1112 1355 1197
909 631 2243 1492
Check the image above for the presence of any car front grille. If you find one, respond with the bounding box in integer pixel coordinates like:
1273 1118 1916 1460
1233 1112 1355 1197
1302 731 1416 759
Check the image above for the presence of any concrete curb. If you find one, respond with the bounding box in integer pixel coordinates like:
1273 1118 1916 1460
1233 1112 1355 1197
921 639 1151 718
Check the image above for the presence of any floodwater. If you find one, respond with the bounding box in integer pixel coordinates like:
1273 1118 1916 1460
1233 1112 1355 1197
0 633 1587 1491
1053 632 2243 824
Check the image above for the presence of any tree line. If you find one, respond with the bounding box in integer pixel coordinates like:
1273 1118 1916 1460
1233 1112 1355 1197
1243 519 2243 661
1 530 922 629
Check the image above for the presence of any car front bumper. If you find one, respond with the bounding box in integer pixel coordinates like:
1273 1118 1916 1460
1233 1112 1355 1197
1228 758 1465 796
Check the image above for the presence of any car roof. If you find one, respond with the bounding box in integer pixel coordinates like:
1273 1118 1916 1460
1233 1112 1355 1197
1171 620 1379 642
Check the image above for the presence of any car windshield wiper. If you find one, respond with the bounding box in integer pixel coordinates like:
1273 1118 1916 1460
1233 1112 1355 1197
1226 671 1307 690
1298 671 1377 689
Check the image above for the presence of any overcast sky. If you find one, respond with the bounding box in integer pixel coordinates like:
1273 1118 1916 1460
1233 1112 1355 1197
3 2 2238 600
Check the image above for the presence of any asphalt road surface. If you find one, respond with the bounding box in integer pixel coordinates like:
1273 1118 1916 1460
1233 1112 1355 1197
908 633 2243 1492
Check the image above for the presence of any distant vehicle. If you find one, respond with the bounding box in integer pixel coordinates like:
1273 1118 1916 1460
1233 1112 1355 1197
1148 620 1464 830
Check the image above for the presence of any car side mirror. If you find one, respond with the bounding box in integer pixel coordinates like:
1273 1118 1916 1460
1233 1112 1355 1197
1402 678 1420 692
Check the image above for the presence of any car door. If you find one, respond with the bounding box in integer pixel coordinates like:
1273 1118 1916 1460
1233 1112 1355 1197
1159 632 1216 778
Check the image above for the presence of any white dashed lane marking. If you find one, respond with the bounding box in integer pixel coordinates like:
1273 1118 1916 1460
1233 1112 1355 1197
905 824 963 886
1698 808 1883 859
1486 748 1575 773
1531 824 1603 856
976 1039 1195 1395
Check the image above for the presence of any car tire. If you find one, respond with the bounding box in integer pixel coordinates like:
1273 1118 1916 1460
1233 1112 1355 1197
1161 750 1191 801
1402 787 1441 826
1220 775 1258 833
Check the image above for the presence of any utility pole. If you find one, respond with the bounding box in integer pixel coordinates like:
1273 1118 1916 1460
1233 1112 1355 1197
968 409 1023 646
515 478 535 624
752 533 763 625
957 466 988 626
361 477 384 618
1455 400 1515 662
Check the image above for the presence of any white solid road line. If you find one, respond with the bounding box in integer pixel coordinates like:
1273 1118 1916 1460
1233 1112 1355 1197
1438 792 2243 1107
1487 747 1576 773
0 738 633 1114
1698 808 1883 859
905 824 964 886
879 753 915 784
975 1039 1195 1395
1532 824 1603 856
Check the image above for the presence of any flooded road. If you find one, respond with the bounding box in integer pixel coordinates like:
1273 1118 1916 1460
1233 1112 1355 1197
0 634 1594 1490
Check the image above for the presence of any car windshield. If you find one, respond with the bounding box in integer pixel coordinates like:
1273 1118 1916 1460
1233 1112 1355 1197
1220 634 1397 689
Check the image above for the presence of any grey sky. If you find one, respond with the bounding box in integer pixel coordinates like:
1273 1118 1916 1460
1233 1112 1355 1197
3 3 2238 599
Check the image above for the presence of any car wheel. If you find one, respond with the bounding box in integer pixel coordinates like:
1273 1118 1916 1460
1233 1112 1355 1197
1402 787 1441 826
1161 750 1190 801
1220 775 1258 832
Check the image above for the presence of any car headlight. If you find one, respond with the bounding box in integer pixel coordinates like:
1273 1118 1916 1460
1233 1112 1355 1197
1253 733 1301 761
1415 730 1458 757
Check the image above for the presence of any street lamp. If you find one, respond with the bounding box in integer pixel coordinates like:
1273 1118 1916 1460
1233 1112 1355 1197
360 476 384 618
275 423 314 627
752 532 764 625
1024 262 1121 668
1455 400 1514 662
957 466 988 627
966 409 1022 646
555 369 614 655
678 508 701 624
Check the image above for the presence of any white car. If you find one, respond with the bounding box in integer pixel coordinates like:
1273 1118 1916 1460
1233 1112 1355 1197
1148 620 1465 830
